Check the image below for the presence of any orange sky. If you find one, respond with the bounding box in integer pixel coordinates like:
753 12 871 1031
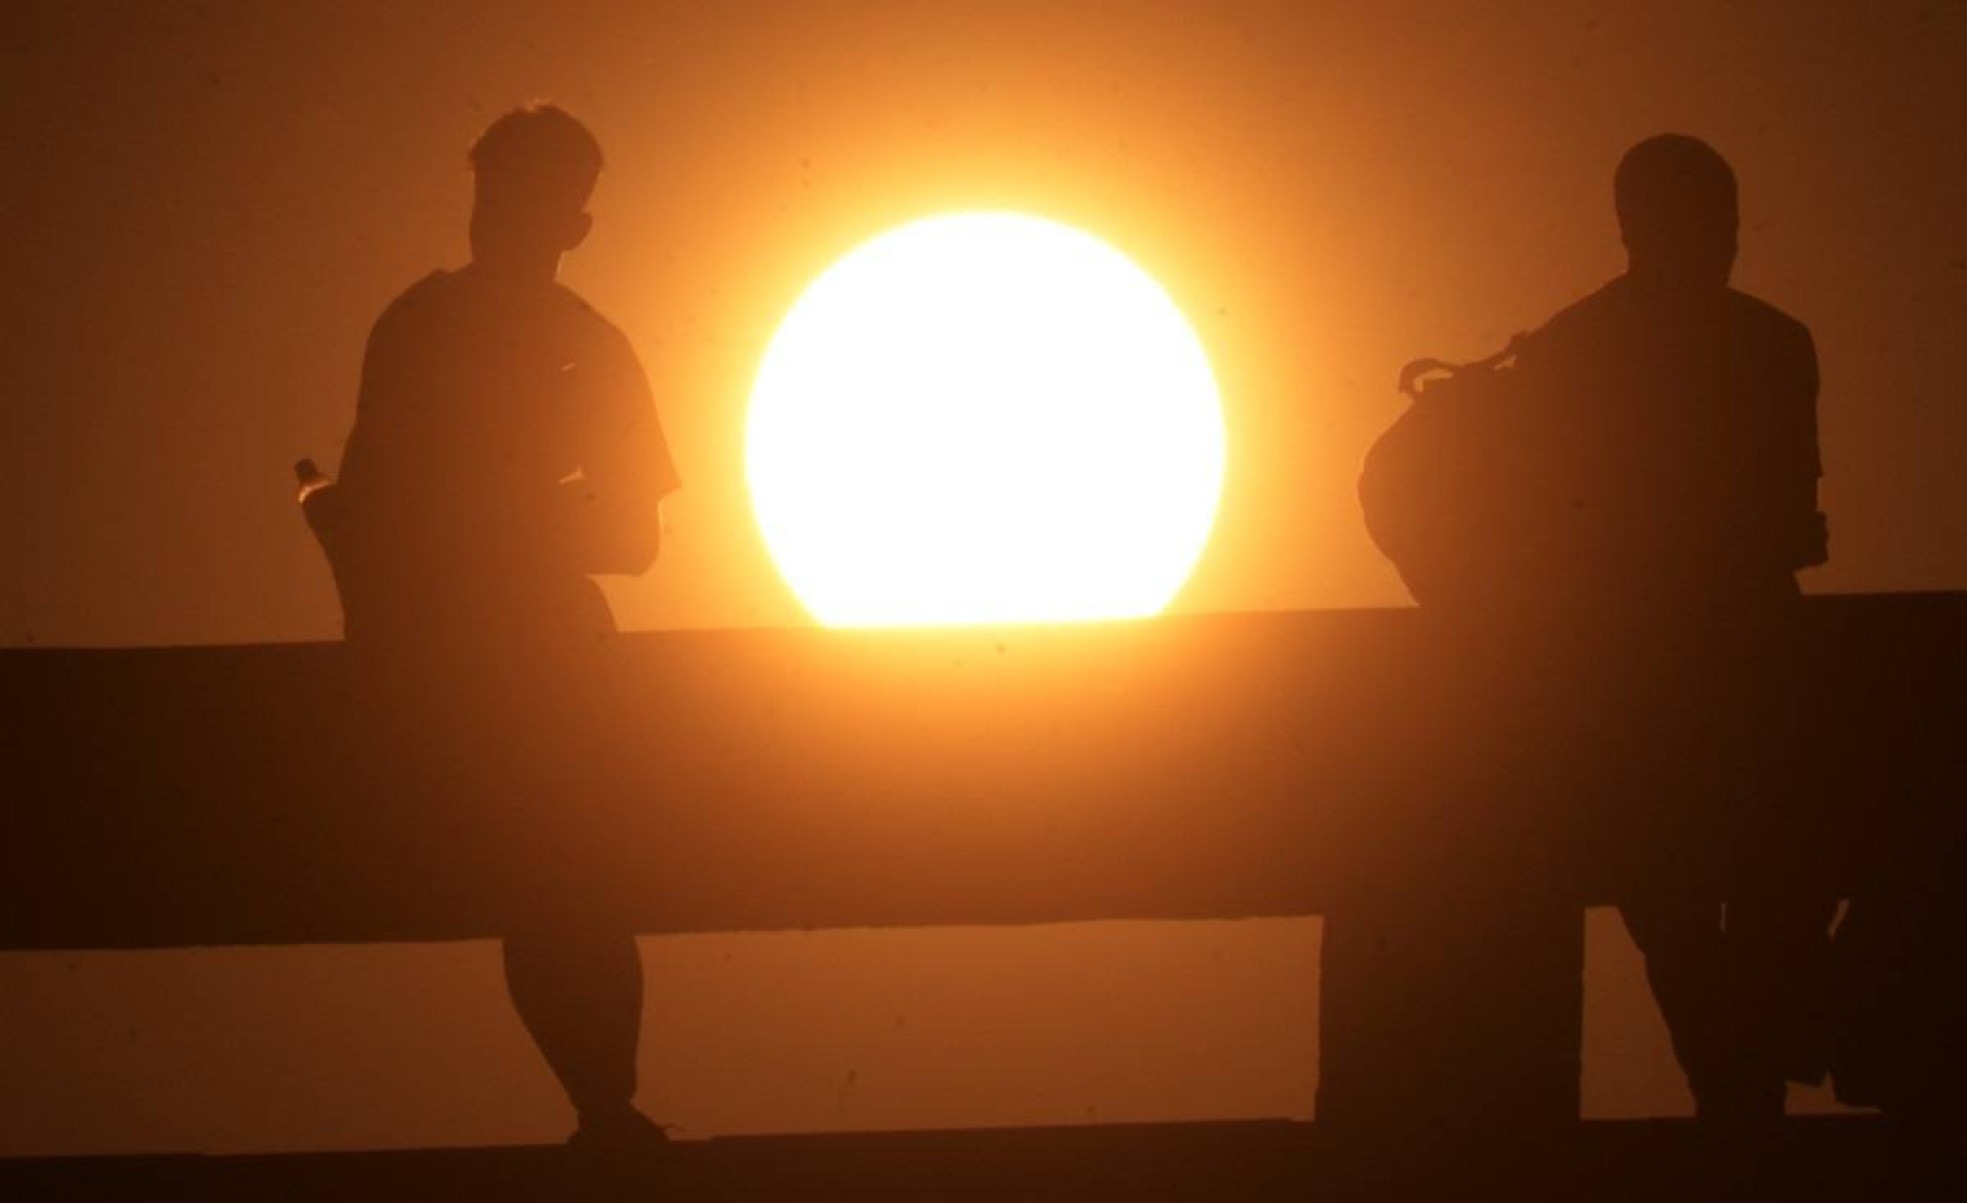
3 0 1961 1154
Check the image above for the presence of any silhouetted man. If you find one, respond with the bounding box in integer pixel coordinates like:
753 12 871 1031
1510 134 1831 1127
323 105 679 1151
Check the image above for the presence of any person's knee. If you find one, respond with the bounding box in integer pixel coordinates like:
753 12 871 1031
1621 897 1721 954
504 931 636 967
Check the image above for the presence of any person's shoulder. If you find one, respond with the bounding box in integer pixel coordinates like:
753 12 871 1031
371 269 461 335
394 268 464 309
1546 277 1626 327
545 280 605 323
1723 287 1813 349
550 282 641 361
1519 277 1626 362
1719 289 1817 385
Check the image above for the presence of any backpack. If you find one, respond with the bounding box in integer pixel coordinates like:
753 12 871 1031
1358 335 1562 608
294 458 374 639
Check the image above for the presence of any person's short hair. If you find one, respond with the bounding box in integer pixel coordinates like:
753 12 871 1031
468 104 603 209
1614 134 1737 246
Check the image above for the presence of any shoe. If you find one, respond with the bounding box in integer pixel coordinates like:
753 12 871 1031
567 1106 675 1158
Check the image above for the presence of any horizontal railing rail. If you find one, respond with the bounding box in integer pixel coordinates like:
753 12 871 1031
6 594 1961 952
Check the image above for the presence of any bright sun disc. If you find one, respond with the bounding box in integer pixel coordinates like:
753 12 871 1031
747 211 1225 627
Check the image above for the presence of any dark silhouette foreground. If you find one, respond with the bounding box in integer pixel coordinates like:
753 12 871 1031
302 104 679 1153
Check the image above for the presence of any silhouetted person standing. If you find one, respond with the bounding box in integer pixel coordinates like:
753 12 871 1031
1509 135 1826 614
319 105 679 1151
1510 134 1832 1127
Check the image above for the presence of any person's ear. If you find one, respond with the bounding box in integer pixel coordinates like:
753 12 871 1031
563 211 593 252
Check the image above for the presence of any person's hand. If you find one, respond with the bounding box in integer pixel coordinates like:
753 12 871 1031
295 458 333 505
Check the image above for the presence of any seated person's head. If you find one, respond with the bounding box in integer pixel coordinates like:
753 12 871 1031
1615 134 1738 288
468 104 603 273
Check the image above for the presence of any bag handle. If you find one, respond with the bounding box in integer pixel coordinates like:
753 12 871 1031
1396 332 1530 401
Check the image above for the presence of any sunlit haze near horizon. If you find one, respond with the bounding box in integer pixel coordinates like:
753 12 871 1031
4 0 1960 1160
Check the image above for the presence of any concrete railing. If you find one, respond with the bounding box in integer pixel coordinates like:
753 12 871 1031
7 594 1961 1126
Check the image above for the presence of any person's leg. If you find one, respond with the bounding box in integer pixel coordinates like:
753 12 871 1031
502 932 650 1136
1725 888 1838 1087
1622 894 1784 1124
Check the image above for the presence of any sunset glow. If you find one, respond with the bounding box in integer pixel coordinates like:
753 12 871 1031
747 212 1225 627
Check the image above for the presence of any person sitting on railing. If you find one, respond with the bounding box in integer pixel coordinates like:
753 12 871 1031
304 103 680 1157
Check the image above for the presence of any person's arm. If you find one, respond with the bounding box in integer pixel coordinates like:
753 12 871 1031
300 285 427 637
1775 322 1828 571
334 289 423 506
560 328 680 576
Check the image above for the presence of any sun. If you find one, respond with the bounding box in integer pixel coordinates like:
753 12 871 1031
747 211 1225 628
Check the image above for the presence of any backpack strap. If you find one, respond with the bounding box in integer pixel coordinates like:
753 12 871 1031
1396 332 1530 401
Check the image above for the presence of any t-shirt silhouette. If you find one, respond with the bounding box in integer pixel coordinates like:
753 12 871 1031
333 265 680 647
1509 273 1821 611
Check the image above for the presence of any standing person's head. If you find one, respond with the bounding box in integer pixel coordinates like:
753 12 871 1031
1615 134 1738 290
467 104 603 280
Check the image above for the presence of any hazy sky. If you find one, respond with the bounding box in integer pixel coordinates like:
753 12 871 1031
4 0 1960 1154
